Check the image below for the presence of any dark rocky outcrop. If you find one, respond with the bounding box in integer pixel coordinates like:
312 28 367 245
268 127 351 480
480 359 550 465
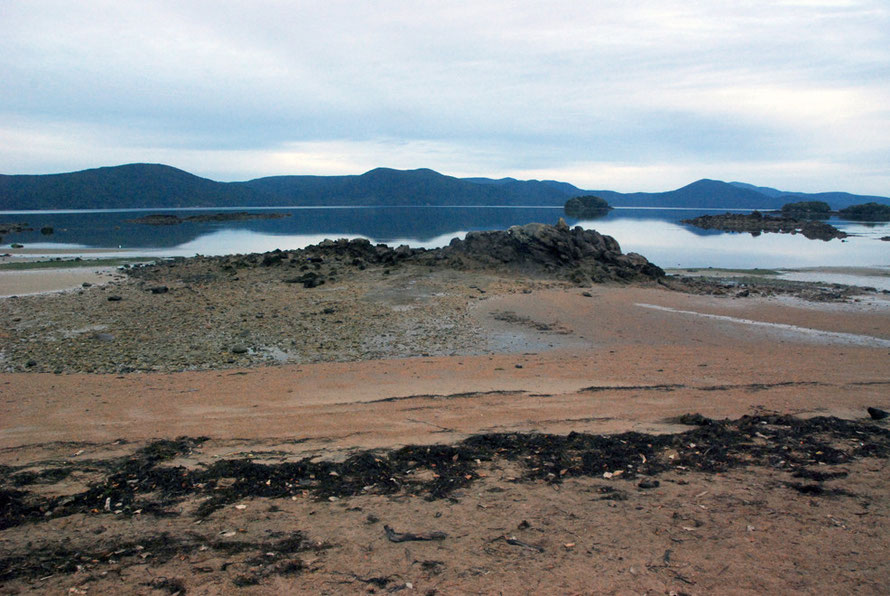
0 223 33 236
780 201 831 219
130 220 664 286
682 212 848 241
838 202 890 221
443 219 663 283
564 195 612 218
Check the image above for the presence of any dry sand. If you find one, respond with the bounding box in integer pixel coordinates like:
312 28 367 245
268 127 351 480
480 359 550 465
1 272 889 594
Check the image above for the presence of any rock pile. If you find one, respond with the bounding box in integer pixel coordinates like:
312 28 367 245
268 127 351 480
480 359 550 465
138 220 664 286
443 219 664 283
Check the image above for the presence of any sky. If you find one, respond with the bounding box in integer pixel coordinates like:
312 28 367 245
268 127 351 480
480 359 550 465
1 0 889 194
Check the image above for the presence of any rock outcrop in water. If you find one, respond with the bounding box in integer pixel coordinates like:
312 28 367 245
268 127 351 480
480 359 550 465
838 202 890 221
682 212 848 241
563 195 612 218
128 212 290 225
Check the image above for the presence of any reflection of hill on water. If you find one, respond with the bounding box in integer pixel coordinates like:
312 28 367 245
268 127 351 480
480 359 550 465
3 206 867 250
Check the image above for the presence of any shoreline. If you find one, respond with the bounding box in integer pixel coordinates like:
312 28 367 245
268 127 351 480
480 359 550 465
2 244 889 298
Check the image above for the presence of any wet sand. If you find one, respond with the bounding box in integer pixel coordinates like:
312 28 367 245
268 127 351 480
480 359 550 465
2 284 889 449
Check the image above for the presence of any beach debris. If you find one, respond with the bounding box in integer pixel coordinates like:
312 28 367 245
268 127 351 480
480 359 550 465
638 479 660 489
421 560 445 574
496 535 544 552
230 345 249 354
351 574 394 588
384 524 447 543
148 285 169 294
106 295 122 302
867 407 889 420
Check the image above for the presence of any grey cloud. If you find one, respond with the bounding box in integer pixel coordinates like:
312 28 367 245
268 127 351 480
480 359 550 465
1 1 888 193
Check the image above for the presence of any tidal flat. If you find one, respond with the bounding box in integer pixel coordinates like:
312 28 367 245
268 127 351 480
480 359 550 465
2 224 889 594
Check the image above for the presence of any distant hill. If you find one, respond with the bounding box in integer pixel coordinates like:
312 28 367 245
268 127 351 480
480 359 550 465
588 180 889 210
728 182 786 199
729 181 890 209
0 164 267 210
1 163 887 210
245 168 514 206
590 179 777 209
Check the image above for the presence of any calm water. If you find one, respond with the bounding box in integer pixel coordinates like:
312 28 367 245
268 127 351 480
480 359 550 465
2 206 888 270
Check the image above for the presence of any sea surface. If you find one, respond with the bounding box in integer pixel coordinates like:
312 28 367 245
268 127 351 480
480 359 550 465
2 206 888 271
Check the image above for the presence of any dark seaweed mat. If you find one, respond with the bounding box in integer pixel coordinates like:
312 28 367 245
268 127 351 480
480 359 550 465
0 531 315 583
2 414 887 532
2 414 888 582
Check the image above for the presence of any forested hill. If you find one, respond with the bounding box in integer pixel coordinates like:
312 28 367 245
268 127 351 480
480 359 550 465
589 179 890 210
0 164 264 210
1 163 887 210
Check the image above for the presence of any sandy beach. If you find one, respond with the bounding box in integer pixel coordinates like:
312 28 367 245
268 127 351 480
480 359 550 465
0 267 123 297
1 235 889 594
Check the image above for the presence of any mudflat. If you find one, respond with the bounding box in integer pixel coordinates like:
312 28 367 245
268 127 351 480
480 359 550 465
1 235 889 594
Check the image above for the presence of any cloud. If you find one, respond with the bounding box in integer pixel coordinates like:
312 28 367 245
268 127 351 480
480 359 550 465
1 0 888 194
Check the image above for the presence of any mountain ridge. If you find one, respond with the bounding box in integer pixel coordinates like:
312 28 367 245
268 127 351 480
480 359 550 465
1 163 887 210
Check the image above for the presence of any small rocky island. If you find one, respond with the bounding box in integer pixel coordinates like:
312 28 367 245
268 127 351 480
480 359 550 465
780 201 832 219
838 202 890 221
682 210 848 241
128 212 291 225
564 195 612 218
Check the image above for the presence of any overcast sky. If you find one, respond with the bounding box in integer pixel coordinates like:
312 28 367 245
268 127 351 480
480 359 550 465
2 0 889 193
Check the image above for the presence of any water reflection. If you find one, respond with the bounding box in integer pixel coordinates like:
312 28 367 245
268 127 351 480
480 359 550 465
2 206 887 270
580 218 888 269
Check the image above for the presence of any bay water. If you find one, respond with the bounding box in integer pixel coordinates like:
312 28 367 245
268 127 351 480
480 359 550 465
2 206 888 273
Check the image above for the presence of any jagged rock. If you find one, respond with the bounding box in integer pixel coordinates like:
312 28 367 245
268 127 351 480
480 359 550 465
132 222 663 289
443 220 663 283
